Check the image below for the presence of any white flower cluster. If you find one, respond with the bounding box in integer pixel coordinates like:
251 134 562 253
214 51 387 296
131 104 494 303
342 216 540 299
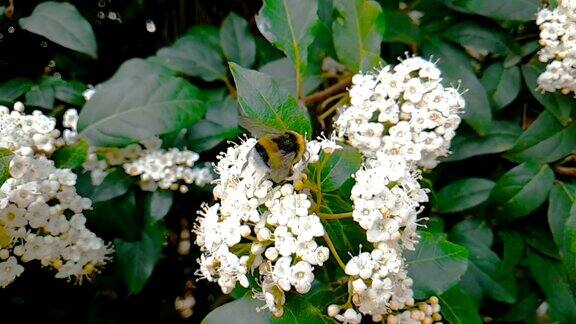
536 0 576 95
0 103 112 287
194 137 339 317
331 57 464 322
83 137 212 193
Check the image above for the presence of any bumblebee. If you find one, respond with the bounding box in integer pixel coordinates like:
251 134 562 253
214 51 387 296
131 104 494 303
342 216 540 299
240 117 306 183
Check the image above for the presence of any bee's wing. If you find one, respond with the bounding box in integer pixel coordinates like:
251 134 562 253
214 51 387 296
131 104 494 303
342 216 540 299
239 116 284 137
268 151 296 183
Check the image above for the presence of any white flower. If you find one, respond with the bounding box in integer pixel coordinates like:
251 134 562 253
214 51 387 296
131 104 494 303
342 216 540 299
0 256 24 287
290 261 314 293
335 308 362 324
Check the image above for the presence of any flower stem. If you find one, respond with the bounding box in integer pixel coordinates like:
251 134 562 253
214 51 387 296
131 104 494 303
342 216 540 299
319 212 353 220
323 233 347 272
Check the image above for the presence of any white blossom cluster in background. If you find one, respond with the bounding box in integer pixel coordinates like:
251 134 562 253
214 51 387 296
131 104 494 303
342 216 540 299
83 137 213 193
536 0 576 95
331 56 464 323
0 102 112 288
194 136 339 317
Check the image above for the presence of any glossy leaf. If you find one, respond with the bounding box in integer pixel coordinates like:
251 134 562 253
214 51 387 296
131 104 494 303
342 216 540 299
0 78 33 103
450 220 517 303
489 162 555 220
90 168 134 203
229 63 312 136
19 2 97 58
445 121 522 161
405 231 469 298
25 80 55 109
440 0 539 22
436 178 495 213
220 13 256 68
381 10 419 45
259 58 322 96
144 191 173 222
506 111 576 163
115 220 166 294
332 0 383 72
480 62 521 110
438 284 483 324
52 138 89 169
85 191 139 241
156 34 227 82
316 145 362 192
444 21 519 56
78 60 206 147
422 37 492 135
202 298 271 324
0 149 13 187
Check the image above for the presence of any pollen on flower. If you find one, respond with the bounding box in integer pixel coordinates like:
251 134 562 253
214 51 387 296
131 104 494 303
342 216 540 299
536 0 576 95
0 102 113 288
331 56 464 322
193 136 338 316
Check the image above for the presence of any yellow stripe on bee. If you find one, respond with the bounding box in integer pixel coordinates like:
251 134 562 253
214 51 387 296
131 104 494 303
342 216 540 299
288 131 306 164
258 135 283 168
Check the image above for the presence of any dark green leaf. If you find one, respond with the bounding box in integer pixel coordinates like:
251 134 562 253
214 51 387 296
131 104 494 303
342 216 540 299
332 0 383 72
499 231 525 273
422 37 492 135
185 25 222 53
144 191 173 222
521 224 559 259
406 231 469 298
259 58 322 96
229 63 312 136
90 168 134 203
78 59 206 147
219 12 256 68
19 1 97 58
480 62 521 110
0 149 13 187
202 298 271 324
527 251 576 322
438 284 482 324
440 0 539 22
436 178 495 213
52 138 89 169
115 220 166 294
500 290 540 322
85 191 139 241
444 21 519 56
316 145 362 192
489 162 554 220
25 81 55 109
450 220 517 303
321 220 368 262
53 79 86 106
381 10 419 45
522 63 575 126
0 78 33 103
506 111 576 163
445 121 522 161
255 0 319 95
156 35 227 82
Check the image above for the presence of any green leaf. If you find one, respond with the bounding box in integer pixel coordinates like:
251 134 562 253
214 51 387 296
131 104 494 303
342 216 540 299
144 191 173 222
436 178 495 213
185 25 222 53
321 220 368 262
438 284 483 324
332 0 383 72
19 2 97 58
315 145 362 192
506 111 576 163
0 78 33 103
90 168 134 203
202 298 271 324
25 81 55 109
548 182 576 293
422 37 492 135
115 220 166 294
52 138 89 169
78 59 207 147
444 21 519 56
85 191 139 241
381 10 419 46
440 0 539 22
156 34 227 82
405 231 469 298
527 251 576 322
259 58 322 96
255 0 319 96
220 12 256 68
450 220 517 303
480 62 521 110
229 63 312 136
275 281 348 324
489 162 555 220
0 149 14 187
445 121 522 161
522 63 575 126
186 96 242 152
53 79 86 106
499 231 525 273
